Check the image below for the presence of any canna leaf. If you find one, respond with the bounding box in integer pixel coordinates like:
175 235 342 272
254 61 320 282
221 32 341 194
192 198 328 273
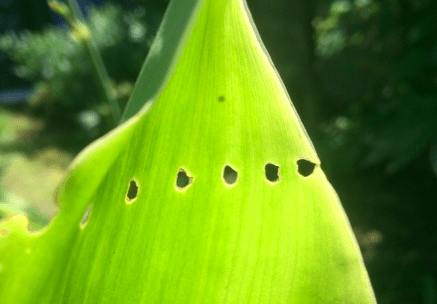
0 0 376 303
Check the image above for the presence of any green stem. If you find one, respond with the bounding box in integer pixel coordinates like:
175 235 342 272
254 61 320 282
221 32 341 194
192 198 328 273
64 0 122 124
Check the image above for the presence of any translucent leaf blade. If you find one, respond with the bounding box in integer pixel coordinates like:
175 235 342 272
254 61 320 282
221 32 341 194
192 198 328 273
0 0 376 303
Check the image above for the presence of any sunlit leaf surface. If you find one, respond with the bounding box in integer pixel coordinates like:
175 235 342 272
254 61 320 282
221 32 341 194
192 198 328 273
0 0 376 302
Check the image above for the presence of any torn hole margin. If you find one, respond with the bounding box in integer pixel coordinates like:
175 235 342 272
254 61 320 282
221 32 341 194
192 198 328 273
223 164 238 186
80 204 92 228
175 168 194 191
265 162 280 183
126 179 140 204
296 158 317 177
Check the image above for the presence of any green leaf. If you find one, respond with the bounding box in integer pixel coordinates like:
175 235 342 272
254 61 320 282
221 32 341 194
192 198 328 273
0 0 376 303
121 0 201 122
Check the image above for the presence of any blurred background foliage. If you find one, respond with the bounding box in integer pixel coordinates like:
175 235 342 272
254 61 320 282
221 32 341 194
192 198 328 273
0 0 436 303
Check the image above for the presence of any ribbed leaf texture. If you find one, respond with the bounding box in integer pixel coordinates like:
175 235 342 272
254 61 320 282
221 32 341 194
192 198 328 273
0 0 376 302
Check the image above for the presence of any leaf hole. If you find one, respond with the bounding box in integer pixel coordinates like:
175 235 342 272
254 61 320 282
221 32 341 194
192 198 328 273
80 205 92 228
176 168 193 190
297 159 316 177
126 180 139 203
223 165 238 185
265 163 280 182
218 95 225 102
